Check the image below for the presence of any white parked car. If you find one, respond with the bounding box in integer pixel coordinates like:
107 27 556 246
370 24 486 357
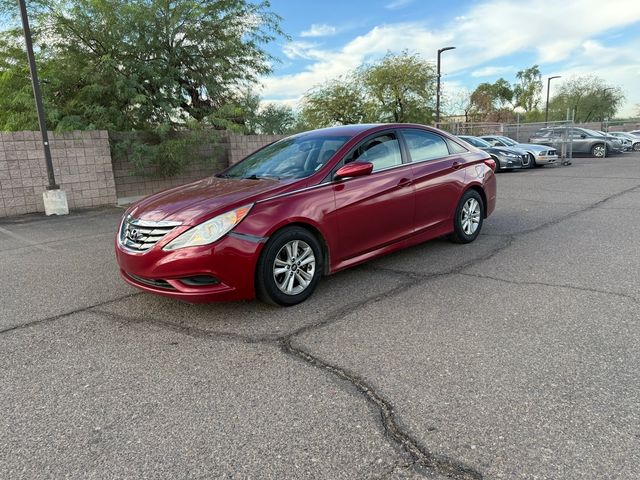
606 132 639 151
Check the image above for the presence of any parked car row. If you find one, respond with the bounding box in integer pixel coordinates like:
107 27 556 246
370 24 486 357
528 127 626 158
458 135 558 172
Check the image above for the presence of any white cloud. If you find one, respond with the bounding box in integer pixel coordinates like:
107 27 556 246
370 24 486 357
471 66 516 78
261 0 640 115
385 0 414 9
281 41 328 61
300 23 337 37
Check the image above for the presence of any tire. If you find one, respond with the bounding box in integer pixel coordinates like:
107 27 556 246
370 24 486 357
591 143 606 158
448 189 484 244
256 226 323 306
633 142 640 152
492 156 501 173
528 153 536 169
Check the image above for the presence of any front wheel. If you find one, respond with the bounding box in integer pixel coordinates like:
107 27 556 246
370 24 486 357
528 153 537 169
256 226 323 306
448 190 484 244
492 156 501 173
591 143 606 158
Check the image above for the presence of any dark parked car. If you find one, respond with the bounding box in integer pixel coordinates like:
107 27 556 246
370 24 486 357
116 124 497 306
479 135 558 167
458 135 529 171
529 127 623 158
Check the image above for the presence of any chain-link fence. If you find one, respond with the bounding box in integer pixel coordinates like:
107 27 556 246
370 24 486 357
436 120 574 165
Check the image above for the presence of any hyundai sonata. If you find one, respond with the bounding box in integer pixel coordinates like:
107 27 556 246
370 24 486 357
116 124 496 306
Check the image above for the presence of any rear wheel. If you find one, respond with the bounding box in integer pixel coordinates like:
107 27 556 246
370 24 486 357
591 143 606 158
448 190 484 244
633 142 640 152
256 226 323 306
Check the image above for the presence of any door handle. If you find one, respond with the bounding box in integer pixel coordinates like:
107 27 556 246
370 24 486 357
452 161 462 170
398 177 412 187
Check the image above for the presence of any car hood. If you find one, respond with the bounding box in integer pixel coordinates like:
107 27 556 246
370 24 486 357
128 176 289 224
480 146 524 157
516 143 554 153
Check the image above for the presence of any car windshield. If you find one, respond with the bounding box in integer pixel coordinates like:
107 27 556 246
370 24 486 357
582 128 604 137
461 136 491 148
497 136 517 146
221 134 351 180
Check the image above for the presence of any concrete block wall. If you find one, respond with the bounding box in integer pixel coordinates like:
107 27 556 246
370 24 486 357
0 130 116 217
111 135 230 200
227 134 287 165
0 130 290 218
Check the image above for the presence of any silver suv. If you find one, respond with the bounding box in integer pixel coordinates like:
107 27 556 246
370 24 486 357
530 127 623 158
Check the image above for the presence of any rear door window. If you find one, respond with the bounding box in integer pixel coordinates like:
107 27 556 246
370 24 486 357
401 129 450 162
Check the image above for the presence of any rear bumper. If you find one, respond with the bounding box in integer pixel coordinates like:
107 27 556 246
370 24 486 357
115 234 265 303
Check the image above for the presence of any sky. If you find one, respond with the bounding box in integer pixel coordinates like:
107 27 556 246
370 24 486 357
261 0 640 117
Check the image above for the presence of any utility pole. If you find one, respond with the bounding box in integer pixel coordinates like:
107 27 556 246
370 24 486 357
544 75 561 125
436 46 455 126
18 0 68 215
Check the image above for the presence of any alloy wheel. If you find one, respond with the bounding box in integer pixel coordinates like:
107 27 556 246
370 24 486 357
461 198 481 235
592 144 606 158
273 240 316 295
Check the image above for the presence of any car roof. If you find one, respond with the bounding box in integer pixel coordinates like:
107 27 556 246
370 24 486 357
296 123 446 138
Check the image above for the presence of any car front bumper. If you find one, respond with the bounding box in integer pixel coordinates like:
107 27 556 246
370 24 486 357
115 233 265 303
534 153 558 165
496 155 525 169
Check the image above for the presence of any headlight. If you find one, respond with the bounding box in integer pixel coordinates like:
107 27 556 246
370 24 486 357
503 152 518 158
163 204 253 251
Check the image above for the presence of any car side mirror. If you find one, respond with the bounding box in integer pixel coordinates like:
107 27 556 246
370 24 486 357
334 161 373 180
581 134 586 138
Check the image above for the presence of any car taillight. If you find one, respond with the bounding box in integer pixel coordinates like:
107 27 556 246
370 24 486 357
484 158 496 171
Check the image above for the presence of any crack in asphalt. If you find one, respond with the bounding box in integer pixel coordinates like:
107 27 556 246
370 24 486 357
459 273 640 305
0 292 142 335
3 183 639 479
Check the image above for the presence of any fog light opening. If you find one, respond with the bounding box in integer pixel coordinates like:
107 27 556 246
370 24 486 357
180 275 220 287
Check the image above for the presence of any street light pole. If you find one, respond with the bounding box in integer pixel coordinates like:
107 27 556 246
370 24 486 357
544 75 561 125
17 0 59 190
436 46 455 125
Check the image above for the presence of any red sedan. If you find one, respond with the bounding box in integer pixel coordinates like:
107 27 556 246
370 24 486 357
115 124 496 305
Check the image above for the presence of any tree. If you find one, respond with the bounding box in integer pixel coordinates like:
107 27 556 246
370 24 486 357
256 103 296 134
299 78 371 129
547 76 625 122
0 0 284 131
358 51 436 124
443 89 473 122
470 78 513 121
298 51 437 128
513 65 542 112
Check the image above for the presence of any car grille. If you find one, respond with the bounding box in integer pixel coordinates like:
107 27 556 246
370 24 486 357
119 216 181 253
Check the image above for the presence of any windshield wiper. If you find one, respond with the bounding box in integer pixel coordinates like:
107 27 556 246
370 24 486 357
241 174 280 180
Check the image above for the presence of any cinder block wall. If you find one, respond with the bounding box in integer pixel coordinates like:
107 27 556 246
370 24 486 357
111 133 230 200
0 130 289 218
227 134 286 165
0 131 116 217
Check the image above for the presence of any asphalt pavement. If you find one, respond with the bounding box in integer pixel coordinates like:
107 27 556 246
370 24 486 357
1 153 639 479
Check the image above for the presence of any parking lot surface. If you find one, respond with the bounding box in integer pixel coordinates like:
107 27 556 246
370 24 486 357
2 154 639 479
